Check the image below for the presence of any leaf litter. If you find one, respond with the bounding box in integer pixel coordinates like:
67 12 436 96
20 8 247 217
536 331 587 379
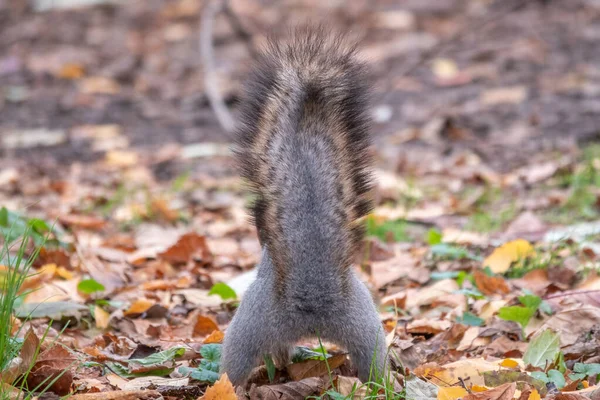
2 0 600 399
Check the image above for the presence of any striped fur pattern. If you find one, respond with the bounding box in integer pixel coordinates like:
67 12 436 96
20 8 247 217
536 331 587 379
235 26 373 296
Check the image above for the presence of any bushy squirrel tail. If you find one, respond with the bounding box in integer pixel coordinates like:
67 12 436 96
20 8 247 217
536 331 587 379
234 26 373 291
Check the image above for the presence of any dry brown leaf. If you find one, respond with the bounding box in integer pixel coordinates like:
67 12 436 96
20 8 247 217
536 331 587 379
535 306 600 346
202 373 236 400
0 328 39 384
59 214 106 230
406 319 451 335
463 382 516 400
286 354 347 381
474 270 510 295
159 232 212 265
193 315 219 337
248 377 327 399
334 376 366 398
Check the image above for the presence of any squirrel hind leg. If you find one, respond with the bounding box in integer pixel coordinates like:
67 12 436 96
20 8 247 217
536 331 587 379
322 278 389 383
221 283 273 386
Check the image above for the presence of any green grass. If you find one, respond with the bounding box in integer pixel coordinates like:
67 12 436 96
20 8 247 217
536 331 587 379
462 186 517 233
545 144 600 224
366 216 410 243
0 226 39 399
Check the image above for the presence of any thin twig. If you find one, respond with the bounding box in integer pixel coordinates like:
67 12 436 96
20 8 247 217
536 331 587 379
200 0 236 134
222 0 258 58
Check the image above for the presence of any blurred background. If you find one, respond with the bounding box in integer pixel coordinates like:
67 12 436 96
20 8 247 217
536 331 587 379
1 0 600 233
2 0 599 171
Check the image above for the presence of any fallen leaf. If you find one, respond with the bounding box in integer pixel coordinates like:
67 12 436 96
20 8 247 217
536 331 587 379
499 359 519 369
57 63 85 79
464 382 516 400
159 232 212 265
203 330 225 344
483 239 534 274
406 377 438 399
59 214 106 230
193 315 219 337
0 328 39 384
286 354 347 381
523 329 560 369
95 305 110 329
124 299 155 316
247 377 326 398
474 270 510 295
438 386 468 400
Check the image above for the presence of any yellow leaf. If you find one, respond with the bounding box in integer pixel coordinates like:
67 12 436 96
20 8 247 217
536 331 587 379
94 305 110 329
124 299 154 315
55 266 74 280
202 373 237 399
438 386 468 400
483 239 534 273
528 388 541 400
499 358 519 369
470 385 488 392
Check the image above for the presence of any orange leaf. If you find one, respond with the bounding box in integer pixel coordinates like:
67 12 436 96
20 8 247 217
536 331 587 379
473 270 510 295
57 63 85 79
499 358 519 369
203 330 225 344
438 386 468 400
193 315 219 337
202 373 237 399
124 299 154 316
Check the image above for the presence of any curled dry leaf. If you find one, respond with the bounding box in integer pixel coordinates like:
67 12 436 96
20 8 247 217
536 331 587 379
0 328 39 384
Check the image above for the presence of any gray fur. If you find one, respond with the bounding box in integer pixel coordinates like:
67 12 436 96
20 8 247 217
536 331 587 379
220 27 388 386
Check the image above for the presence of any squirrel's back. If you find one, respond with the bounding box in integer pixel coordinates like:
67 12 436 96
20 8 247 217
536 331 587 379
235 27 373 303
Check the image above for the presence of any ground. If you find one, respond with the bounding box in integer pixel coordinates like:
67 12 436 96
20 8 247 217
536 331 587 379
1 0 600 399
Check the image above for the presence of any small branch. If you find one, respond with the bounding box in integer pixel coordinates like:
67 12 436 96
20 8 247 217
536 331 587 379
222 0 258 58
200 0 236 134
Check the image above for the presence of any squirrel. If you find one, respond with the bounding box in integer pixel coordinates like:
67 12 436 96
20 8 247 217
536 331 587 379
220 26 389 387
